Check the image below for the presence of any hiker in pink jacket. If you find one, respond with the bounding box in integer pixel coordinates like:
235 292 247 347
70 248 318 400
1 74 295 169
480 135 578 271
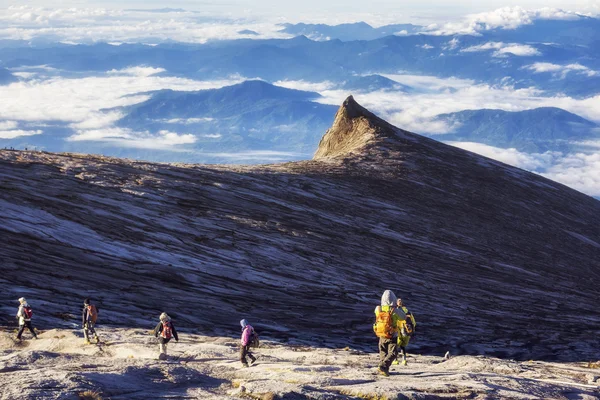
240 319 257 367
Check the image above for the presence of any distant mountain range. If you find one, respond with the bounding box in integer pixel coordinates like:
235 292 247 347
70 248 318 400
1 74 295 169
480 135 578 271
278 22 423 41
2 17 599 98
429 107 600 153
340 74 413 92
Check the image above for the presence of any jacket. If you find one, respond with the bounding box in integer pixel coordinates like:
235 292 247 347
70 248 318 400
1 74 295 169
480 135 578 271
16 303 31 325
241 325 254 346
154 320 179 341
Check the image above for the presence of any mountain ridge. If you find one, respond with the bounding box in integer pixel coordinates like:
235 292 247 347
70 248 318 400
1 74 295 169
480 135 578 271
1 98 599 364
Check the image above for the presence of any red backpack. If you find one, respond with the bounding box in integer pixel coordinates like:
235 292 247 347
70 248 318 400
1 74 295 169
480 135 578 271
161 321 173 339
87 305 98 323
23 306 33 319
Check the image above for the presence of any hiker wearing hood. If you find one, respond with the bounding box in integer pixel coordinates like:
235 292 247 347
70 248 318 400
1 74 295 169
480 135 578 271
153 312 179 360
82 298 100 345
16 297 38 340
373 290 404 376
240 319 257 367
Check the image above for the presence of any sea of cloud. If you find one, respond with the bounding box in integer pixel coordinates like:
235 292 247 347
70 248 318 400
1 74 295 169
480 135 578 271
1 5 599 44
0 67 246 147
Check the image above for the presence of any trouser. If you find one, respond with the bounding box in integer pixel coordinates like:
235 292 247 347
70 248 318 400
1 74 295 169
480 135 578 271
378 337 398 371
17 321 37 339
240 345 256 365
83 322 98 342
398 335 410 359
159 337 171 356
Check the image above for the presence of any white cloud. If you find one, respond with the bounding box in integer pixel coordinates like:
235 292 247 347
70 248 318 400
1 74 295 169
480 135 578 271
68 127 197 148
420 44 434 49
448 141 559 170
107 66 166 77
160 117 215 124
0 129 43 139
447 141 600 197
0 121 19 130
461 41 541 57
523 62 599 78
0 70 245 124
296 74 600 135
0 6 292 44
427 6 584 35
273 80 336 92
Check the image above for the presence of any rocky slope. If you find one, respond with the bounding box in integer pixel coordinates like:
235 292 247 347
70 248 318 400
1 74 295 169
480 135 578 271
1 97 600 367
1 328 599 399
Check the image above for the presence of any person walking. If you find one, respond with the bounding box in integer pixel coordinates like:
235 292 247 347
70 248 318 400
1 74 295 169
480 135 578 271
82 298 100 345
373 290 404 376
154 312 178 360
393 297 416 366
16 297 38 340
240 319 257 367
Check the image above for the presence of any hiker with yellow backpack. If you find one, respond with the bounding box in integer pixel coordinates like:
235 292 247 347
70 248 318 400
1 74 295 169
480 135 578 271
373 290 406 376
82 298 100 344
393 297 416 366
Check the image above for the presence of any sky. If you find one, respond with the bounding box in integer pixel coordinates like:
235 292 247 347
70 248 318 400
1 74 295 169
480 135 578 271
11 1 600 24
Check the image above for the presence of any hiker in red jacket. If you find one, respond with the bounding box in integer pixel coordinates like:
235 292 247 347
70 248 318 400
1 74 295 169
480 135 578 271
154 312 179 360
82 298 100 345
16 297 38 340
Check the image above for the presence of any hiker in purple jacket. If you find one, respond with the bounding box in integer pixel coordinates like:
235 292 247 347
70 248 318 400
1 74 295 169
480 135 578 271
240 319 257 367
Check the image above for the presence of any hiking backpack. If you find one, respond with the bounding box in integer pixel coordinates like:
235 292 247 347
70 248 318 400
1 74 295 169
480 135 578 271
161 321 173 339
402 315 414 336
87 304 98 323
250 331 260 348
373 309 395 339
23 306 33 319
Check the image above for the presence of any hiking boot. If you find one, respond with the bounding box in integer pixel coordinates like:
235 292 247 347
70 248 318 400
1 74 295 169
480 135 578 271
392 360 399 365
242 363 249 368
84 339 91 345
249 356 257 365
402 359 408 366
378 367 389 377
95 336 100 344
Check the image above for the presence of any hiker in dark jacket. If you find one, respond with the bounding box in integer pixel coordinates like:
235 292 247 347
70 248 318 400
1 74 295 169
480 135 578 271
240 319 257 367
154 312 178 360
82 298 100 344
16 297 38 340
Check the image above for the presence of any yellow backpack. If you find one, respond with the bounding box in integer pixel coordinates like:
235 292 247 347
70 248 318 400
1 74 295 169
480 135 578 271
373 308 395 339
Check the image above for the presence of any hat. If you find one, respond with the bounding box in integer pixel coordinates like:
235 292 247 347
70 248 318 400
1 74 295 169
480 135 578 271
84 298 90 305
18 297 26 303
240 319 248 328
160 312 171 322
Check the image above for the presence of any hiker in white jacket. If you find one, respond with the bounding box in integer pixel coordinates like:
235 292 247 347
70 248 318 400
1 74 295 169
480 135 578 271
16 297 38 340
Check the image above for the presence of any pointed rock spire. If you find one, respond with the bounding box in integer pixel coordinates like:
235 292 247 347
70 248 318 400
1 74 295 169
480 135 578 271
313 96 399 160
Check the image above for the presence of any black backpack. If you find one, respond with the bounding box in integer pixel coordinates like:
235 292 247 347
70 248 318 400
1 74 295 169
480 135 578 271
250 331 260 348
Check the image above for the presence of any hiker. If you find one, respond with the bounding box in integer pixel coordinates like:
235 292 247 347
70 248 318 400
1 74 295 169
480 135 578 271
154 312 178 360
393 297 416 366
82 298 100 344
373 290 405 376
16 297 38 340
240 319 257 367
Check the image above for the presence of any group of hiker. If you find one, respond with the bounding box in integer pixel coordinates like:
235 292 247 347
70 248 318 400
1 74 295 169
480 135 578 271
374 290 417 376
13 291 415 373
13 297 260 366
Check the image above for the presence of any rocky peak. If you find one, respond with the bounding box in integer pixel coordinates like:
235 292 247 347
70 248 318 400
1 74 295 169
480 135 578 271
313 95 400 160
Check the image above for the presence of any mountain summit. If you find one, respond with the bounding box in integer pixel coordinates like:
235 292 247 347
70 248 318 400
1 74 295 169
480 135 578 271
314 96 404 159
